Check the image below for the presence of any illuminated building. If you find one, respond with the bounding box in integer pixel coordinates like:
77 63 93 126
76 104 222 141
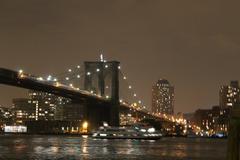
0 106 14 125
12 98 36 123
192 106 230 134
151 79 174 115
219 81 240 108
13 90 70 123
28 90 64 121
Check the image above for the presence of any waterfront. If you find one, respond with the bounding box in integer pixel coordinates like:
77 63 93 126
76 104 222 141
0 135 229 160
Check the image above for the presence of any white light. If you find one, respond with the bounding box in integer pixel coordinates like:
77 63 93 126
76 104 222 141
37 77 43 81
87 72 91 76
123 76 127 80
100 54 104 62
76 88 80 90
120 99 123 103
105 65 108 68
106 95 109 99
96 68 100 72
69 84 73 87
103 122 108 127
128 85 132 89
68 69 72 72
134 93 137 97
90 90 94 94
65 77 69 80
18 69 23 74
77 75 80 78
47 75 52 81
148 128 155 133
77 65 80 68
53 78 57 82
118 66 121 69
138 100 142 104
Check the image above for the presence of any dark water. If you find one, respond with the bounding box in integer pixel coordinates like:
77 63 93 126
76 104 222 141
0 135 228 160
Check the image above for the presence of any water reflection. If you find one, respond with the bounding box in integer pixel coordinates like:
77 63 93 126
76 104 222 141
0 135 228 160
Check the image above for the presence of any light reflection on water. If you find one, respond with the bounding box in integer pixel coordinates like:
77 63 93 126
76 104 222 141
0 135 228 160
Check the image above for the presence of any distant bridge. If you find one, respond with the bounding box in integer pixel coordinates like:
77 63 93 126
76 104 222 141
0 60 182 129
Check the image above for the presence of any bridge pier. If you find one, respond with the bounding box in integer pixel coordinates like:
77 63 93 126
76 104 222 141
227 105 240 160
110 61 120 126
85 100 112 130
84 61 120 127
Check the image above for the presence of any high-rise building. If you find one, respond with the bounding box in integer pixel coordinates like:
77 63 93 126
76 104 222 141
13 90 70 123
151 79 174 115
219 81 240 108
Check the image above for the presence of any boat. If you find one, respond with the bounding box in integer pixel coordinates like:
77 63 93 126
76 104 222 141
92 125 162 140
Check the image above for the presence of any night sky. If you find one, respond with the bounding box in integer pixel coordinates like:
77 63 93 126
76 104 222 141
0 0 240 113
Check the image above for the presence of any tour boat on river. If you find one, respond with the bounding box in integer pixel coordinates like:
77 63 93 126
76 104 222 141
92 125 162 140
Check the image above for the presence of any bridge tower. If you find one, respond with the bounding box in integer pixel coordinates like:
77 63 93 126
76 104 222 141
84 61 120 127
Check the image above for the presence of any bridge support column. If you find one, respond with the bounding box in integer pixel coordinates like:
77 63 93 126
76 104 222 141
84 62 93 91
227 105 240 160
110 61 120 126
98 63 105 96
83 60 120 127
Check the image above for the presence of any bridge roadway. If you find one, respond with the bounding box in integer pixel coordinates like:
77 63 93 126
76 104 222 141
0 68 170 128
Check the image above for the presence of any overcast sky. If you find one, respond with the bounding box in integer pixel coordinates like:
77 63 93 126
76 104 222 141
0 0 240 113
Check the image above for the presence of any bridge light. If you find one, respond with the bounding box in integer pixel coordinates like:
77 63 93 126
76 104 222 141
128 85 132 89
96 68 100 72
55 82 60 87
37 77 43 81
87 72 91 76
77 75 80 78
65 77 69 80
82 121 88 133
47 75 52 81
68 69 72 72
18 69 23 74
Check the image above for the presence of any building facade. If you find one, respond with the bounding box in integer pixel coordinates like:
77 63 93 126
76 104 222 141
13 90 71 124
192 106 230 134
219 81 240 108
152 79 174 115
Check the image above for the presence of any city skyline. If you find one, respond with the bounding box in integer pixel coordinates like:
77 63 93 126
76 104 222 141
1 0 240 113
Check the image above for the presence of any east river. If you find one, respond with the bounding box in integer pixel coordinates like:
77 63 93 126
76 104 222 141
0 135 231 160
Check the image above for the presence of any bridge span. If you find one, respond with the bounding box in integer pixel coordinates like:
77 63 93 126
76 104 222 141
0 67 171 129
